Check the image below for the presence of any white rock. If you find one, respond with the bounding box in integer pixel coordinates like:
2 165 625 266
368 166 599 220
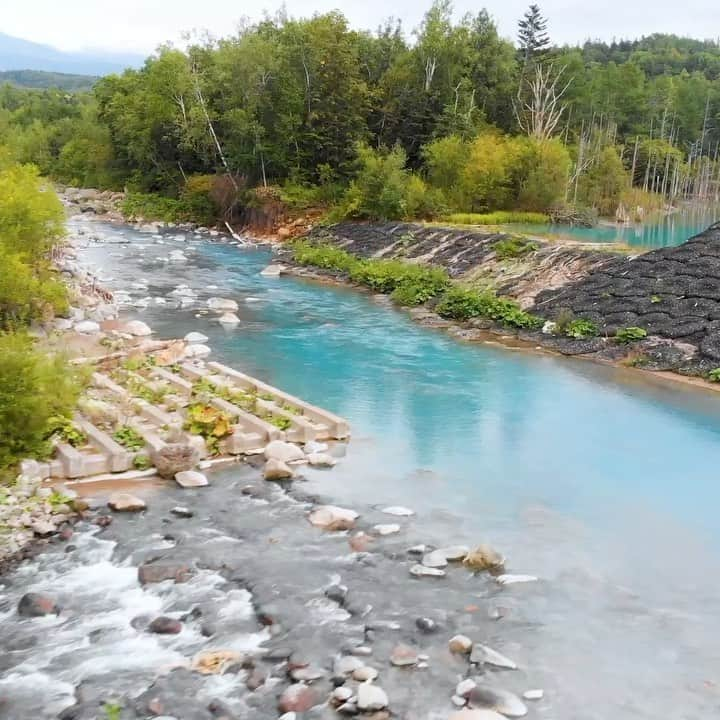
356 683 388 711
207 297 238 311
218 312 240 325
470 644 517 670
183 344 211 359
452 695 467 707
523 689 544 700
332 687 354 703
409 564 445 578
74 320 100 334
496 574 538 585
382 506 414 516
124 320 153 337
542 320 557 335
373 524 401 536
439 545 470 561
278 714 296 720
308 505 358 531
304 440 329 454
174 470 208 488
53 318 74 331
449 711 507 720
334 655 365 676
306 452 336 468
184 331 208 344
260 264 285 277
264 440 305 463
456 678 477 696
352 666 378 682
422 550 448 568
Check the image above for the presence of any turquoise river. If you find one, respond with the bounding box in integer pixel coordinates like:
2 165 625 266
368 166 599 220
77 218 720 719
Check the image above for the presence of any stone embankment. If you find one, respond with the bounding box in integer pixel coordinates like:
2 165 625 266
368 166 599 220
298 221 720 380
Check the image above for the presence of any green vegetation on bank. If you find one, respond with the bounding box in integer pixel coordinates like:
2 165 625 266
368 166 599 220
291 240 540 328
444 212 549 226
0 70 97 91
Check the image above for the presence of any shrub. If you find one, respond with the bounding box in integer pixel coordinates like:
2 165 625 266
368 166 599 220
0 333 83 469
112 425 145 450
615 326 647 344
291 241 360 273
180 175 219 225
133 454 152 470
565 318 598 339
45 415 87 447
493 237 539 260
184 403 233 455
444 211 549 225
516 138 571 212
708 368 720 383
435 287 542 329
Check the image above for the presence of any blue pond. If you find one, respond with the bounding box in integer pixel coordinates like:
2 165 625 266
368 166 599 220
80 220 720 719
509 204 720 248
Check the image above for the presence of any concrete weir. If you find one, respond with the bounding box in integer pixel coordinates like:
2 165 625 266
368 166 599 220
29 349 350 481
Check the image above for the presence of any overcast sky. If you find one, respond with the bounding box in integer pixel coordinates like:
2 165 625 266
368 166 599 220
5 0 720 54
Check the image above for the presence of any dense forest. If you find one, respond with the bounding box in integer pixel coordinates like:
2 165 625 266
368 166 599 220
2 2 720 224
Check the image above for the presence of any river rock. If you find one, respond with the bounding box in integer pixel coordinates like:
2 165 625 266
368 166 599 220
148 616 182 634
218 312 240 325
373 523 400 536
449 635 473 654
496 574 537 585
381 506 414 516
353 666 378 681
334 655 364 676
415 617 437 633
264 440 305 463
410 564 445 578
260 264 284 277
152 443 200 478
357 683 389 711
390 644 418 666
456 679 478 697
467 686 527 717
332 687 354 704
290 665 325 682
278 684 319 713
124 320 153 336
246 669 266 691
308 505 358 531
422 550 448 568
184 343 211 358
138 562 191 585
184 331 208 344
439 545 470 562
31 519 57 536
108 492 146 511
522 689 543 700
174 470 209 488
207 297 239 311
264 458 294 481
17 592 59 617
171 506 194 518
463 545 505 571
74 320 100 334
470 644 517 669
306 452 337 467
191 650 244 675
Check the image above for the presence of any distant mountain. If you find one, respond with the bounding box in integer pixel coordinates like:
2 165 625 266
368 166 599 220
0 69 98 91
0 31 144 76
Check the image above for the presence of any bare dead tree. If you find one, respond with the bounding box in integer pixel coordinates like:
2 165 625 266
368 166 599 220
514 63 572 142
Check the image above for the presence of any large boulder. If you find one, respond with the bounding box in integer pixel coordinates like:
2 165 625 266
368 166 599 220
185 331 208 344
183 344 211 359
264 459 294 481
152 444 200 479
264 440 305 463
463 544 505 571
108 492 146 512
357 683 389 711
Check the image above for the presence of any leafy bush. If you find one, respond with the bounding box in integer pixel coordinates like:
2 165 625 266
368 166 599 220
46 415 87 447
707 368 720 383
291 241 360 273
121 193 186 223
435 287 542 329
133 454 152 470
615 326 647 344
184 403 233 455
0 333 83 469
493 237 539 259
112 425 145 450
180 175 219 225
444 211 549 225
565 318 598 339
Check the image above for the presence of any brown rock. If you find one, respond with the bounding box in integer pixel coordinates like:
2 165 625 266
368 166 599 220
191 650 244 675
107 492 146 512
18 592 59 617
278 684 319 713
148 616 182 634
463 544 505 571
154 341 186 366
152 443 200 479
138 563 191 585
390 643 419 666
349 532 373 552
